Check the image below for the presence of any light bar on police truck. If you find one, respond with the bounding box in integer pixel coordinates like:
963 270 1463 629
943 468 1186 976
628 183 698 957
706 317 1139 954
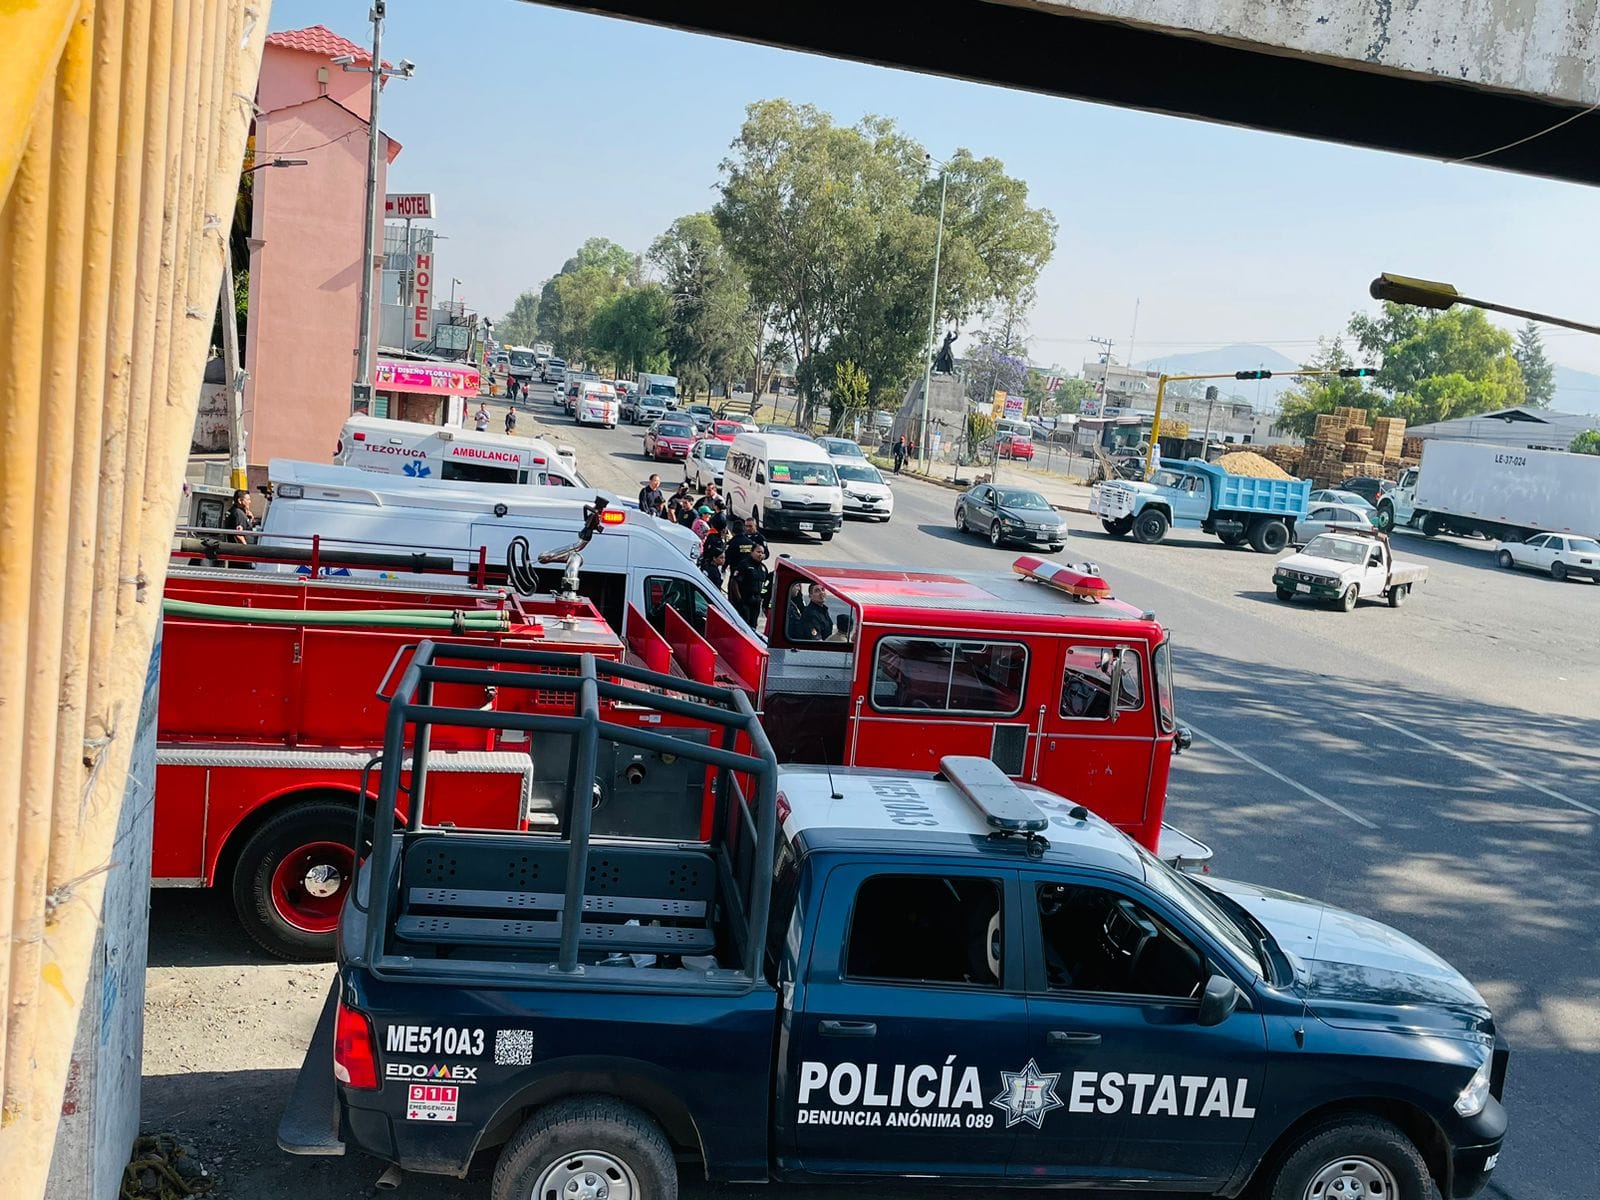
1012 555 1113 601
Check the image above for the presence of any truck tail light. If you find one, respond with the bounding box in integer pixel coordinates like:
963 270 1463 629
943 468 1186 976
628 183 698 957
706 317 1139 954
352 431 366 441
333 1000 380 1090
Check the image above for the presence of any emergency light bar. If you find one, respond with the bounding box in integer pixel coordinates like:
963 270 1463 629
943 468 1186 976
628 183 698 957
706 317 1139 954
1012 555 1114 601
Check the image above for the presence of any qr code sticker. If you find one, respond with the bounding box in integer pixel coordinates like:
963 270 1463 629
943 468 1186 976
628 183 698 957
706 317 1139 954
494 1029 534 1066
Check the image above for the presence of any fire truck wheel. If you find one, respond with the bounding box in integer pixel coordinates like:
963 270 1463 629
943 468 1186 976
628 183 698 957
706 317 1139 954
231 801 361 961
492 1097 677 1200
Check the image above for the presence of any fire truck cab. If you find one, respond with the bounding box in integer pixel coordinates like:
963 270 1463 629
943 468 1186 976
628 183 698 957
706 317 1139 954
760 555 1201 860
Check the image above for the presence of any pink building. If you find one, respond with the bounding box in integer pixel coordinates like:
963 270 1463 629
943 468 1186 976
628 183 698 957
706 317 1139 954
243 25 402 468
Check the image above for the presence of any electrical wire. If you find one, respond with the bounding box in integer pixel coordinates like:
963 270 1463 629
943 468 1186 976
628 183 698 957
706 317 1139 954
1449 98 1600 164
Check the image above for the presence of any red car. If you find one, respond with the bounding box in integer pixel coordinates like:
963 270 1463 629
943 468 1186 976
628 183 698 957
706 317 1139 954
709 419 744 442
643 418 696 461
996 432 1035 460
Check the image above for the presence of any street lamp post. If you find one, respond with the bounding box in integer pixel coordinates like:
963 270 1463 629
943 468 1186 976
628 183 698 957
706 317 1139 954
918 153 950 471
1369 273 1600 336
336 4 414 413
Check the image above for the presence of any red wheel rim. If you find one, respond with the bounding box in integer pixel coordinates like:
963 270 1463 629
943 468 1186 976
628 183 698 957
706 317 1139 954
269 840 354 933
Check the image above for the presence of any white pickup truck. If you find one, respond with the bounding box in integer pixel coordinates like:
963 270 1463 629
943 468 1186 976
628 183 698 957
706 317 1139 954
1271 528 1428 611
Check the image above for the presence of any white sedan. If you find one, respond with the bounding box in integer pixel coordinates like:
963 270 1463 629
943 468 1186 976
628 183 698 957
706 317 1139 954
686 438 729 490
834 460 893 521
1297 502 1375 543
1496 533 1600 582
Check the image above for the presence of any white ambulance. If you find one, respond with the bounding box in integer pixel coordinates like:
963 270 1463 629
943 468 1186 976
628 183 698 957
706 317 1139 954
334 415 582 487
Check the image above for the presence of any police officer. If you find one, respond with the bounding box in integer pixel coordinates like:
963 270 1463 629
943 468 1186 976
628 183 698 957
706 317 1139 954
726 516 767 570
787 582 834 641
729 543 771 629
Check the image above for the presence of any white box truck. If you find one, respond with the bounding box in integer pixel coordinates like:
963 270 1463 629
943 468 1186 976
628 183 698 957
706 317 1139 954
1387 440 1600 541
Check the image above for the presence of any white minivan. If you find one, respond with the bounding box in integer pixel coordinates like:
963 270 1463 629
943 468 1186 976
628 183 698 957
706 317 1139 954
335 416 581 487
724 433 843 540
263 460 754 641
570 380 620 428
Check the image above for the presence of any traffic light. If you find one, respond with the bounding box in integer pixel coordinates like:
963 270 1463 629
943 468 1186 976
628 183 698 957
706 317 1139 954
1338 367 1375 378
1235 370 1272 380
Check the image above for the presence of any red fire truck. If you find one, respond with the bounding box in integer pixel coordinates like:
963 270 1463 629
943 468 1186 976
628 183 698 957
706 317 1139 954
155 528 1198 959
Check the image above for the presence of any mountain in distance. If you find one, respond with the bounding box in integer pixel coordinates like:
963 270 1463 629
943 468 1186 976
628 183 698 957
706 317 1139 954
1134 344 1301 406
1553 363 1600 416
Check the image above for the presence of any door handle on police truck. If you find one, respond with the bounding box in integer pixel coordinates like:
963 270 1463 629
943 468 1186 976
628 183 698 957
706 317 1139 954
818 1020 877 1038
1046 1029 1101 1046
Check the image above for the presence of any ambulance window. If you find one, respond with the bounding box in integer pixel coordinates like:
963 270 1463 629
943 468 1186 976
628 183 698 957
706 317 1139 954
1035 883 1205 1000
847 875 1003 988
871 638 1027 715
442 460 519 485
644 574 710 635
1060 645 1143 720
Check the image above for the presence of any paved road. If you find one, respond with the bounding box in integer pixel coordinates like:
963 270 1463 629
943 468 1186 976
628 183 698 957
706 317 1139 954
144 385 1598 1200
512 385 1600 1198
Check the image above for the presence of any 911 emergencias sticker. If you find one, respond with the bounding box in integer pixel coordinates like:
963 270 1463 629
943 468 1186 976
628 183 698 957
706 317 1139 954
406 1084 459 1122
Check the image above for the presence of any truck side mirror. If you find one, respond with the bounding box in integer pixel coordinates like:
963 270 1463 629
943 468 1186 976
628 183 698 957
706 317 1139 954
756 471 765 484
1174 724 1193 753
1197 974 1240 1026
1107 647 1130 723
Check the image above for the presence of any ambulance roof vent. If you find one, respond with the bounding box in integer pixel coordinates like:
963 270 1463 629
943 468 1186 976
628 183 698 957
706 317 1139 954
939 756 1048 834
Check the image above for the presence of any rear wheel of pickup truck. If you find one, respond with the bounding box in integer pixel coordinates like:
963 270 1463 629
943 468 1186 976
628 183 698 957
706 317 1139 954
1263 1115 1430 1200
1388 583 1410 607
494 1097 676 1200
232 800 361 962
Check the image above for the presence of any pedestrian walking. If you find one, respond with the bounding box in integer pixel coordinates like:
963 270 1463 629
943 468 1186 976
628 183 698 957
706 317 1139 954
507 375 520 403
892 435 908 474
504 407 517 435
638 473 664 517
729 542 771 630
474 404 490 432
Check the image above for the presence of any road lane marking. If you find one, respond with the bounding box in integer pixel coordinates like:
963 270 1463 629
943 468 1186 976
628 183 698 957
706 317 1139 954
1184 721 1378 829
1357 713 1600 818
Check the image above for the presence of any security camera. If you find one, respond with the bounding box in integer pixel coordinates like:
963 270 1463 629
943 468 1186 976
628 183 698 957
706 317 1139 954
398 58 416 75
331 53 356 65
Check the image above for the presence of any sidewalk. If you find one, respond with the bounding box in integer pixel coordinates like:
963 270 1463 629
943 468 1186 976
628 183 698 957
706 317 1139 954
874 455 1099 515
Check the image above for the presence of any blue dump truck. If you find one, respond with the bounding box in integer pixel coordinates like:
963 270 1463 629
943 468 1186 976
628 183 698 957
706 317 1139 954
1089 458 1311 552
279 641 1507 1200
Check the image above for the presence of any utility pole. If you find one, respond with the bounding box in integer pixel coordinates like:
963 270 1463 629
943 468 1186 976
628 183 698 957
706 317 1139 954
339 4 414 413
219 235 248 491
918 153 949 471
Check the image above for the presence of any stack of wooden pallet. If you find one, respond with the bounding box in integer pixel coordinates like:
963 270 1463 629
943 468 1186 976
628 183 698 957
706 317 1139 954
1291 406 1421 487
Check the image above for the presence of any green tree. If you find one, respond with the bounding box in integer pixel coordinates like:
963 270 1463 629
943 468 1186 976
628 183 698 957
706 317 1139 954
962 307 1030 406
714 99 1055 424
648 214 754 400
1054 377 1093 415
1569 430 1600 455
536 238 640 362
1348 302 1525 419
1514 321 1555 407
496 290 540 346
589 285 670 377
831 359 870 432
1273 338 1380 439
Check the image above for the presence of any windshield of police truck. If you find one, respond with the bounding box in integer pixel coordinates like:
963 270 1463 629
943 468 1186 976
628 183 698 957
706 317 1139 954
1304 535 1366 564
770 460 838 487
1134 845 1264 979
997 489 1050 510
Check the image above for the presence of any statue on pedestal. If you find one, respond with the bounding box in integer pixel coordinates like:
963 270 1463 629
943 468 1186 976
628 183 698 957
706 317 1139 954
932 331 957 375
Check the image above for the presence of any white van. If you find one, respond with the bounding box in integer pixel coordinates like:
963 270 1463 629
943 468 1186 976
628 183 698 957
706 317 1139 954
263 460 752 640
724 433 843 540
569 380 620 428
335 415 582 487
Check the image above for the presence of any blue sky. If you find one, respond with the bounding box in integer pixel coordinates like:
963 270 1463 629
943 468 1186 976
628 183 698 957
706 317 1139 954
270 0 1600 391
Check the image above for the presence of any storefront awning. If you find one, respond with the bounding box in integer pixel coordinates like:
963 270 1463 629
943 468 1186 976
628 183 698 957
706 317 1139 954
374 358 480 397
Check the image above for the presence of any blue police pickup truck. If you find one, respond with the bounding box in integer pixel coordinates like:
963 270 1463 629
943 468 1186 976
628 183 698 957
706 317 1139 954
279 643 1507 1200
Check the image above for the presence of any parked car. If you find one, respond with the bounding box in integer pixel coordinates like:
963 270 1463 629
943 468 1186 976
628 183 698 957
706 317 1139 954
643 418 696 462
995 432 1035 461
1496 532 1600 582
1297 502 1376 543
816 436 865 459
955 483 1066 550
686 438 730 489
1338 475 1396 507
709 419 744 442
685 404 716 432
1309 488 1377 514
834 459 893 521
